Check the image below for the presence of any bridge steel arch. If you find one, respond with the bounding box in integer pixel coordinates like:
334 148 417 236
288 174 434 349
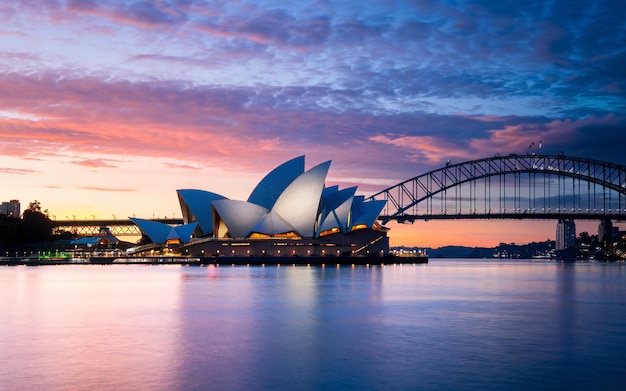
368 154 626 223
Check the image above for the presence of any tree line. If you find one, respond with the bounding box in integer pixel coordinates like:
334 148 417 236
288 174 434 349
0 201 58 254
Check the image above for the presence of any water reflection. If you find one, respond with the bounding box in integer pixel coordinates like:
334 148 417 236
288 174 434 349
2 261 626 390
0 265 182 390
175 265 387 390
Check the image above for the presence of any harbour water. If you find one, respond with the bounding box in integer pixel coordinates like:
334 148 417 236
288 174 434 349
1 260 625 390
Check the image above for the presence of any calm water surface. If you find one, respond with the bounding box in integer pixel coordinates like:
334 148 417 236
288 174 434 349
1 260 625 390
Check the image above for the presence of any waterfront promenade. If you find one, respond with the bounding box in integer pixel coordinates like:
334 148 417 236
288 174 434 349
0 254 428 266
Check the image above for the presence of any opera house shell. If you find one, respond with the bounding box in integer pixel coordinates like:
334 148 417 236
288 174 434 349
130 156 389 258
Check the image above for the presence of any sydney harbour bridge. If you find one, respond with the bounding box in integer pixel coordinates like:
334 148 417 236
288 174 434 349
53 154 626 236
369 154 626 224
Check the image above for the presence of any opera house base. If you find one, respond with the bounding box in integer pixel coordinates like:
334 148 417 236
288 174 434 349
196 254 428 266
177 229 392 259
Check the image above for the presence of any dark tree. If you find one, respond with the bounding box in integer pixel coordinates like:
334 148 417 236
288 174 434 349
0 200 54 252
0 215 22 250
22 201 54 242
27 200 43 214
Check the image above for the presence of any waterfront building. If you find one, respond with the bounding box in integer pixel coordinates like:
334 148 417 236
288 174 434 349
67 227 126 258
556 219 576 251
130 156 389 257
70 227 120 250
0 200 20 218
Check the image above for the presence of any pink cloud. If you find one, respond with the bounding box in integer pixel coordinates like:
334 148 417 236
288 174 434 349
130 54 222 69
469 116 623 155
194 22 262 43
0 29 28 38
369 134 473 164
0 73 345 175
0 167 39 175
368 114 625 171
164 163 202 170
1 71 623 198
79 186 135 192
72 158 119 168
65 0 184 29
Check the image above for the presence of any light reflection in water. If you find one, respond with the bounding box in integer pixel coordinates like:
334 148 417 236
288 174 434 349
1 265 181 390
1 261 626 390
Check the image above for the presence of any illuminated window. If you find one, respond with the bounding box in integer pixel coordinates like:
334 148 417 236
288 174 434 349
319 228 341 237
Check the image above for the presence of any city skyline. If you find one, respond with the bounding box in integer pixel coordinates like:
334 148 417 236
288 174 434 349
1 0 624 247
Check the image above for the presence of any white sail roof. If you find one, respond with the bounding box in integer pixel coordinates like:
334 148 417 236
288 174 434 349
211 199 268 238
177 189 226 235
318 186 357 233
271 160 330 238
251 211 295 235
350 199 387 229
130 217 197 244
247 155 304 210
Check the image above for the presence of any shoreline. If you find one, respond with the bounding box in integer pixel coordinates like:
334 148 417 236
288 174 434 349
0 254 428 266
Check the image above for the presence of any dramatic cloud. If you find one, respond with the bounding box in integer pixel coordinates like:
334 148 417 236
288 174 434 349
0 0 623 245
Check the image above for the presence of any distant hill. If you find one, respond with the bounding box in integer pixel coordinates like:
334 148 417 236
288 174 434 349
393 240 554 259
424 246 494 258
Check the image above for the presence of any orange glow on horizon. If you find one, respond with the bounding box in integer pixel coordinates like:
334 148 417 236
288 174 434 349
386 219 604 248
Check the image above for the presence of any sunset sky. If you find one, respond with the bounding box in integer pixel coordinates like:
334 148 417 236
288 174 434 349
1 0 624 247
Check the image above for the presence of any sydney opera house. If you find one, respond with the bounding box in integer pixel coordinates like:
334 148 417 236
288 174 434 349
129 156 390 259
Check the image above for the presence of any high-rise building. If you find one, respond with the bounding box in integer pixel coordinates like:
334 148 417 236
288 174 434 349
0 200 20 218
598 219 619 244
556 219 576 250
